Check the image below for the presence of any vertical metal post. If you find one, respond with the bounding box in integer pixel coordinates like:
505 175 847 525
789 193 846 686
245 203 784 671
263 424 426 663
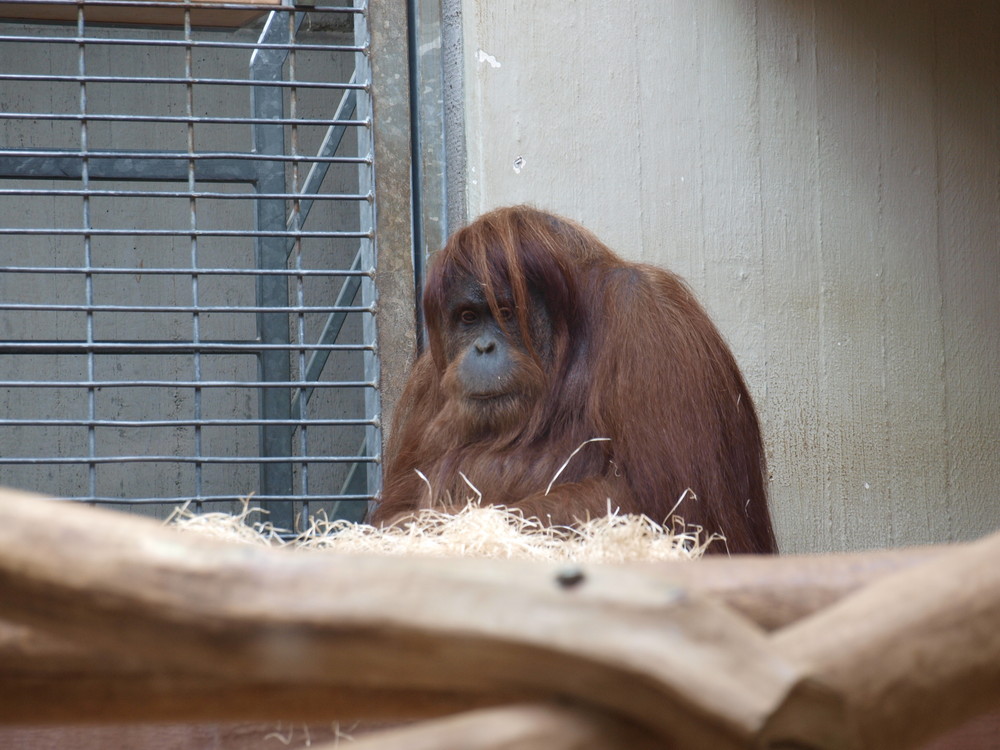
359 0 417 518
408 0 449 347
183 9 204 510
251 10 297 530
78 7 97 503
354 4 381 511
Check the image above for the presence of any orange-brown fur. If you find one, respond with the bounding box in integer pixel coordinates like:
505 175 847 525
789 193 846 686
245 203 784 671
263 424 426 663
368 206 777 554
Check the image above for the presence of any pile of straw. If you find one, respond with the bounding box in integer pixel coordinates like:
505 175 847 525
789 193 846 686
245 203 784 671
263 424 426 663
168 500 713 562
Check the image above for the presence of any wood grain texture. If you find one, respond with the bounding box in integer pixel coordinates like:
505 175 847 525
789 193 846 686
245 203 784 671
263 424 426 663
774 529 1000 749
0 536 945 728
3 489 1000 748
0 490 844 748
328 703 663 750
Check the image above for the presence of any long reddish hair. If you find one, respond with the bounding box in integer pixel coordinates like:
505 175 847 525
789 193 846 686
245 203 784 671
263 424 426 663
373 206 777 554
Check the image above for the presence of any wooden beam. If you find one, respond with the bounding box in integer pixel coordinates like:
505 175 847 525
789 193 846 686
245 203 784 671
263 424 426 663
621 544 944 631
0 489 844 747
0 538 943 726
317 703 662 750
774 530 1000 750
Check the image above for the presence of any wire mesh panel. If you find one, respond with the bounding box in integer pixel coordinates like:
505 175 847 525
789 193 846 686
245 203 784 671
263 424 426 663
0 1 380 529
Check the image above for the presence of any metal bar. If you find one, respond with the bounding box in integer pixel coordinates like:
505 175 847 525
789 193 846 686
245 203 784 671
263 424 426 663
409 0 451 352
76 6 97 502
0 0 359 8
329 436 371 523
0 34 366 53
0 154 257 182
0 73 365 90
0 418 376 427
62 495 373 505
0 266 368 277
354 2 383 515
288 31 311 524
0 0 362 11
282 79 363 434
0 342 373 353
293 249 363 417
0 455 375 465
0 113 367 126
0 303 370 313
285 82 359 242
251 9 304 530
0 229 370 237
0 189 367 200
183 7 205 509
0 379 376 388
0 148 366 163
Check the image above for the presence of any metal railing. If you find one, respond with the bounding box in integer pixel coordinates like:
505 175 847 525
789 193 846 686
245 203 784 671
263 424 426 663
0 1 380 529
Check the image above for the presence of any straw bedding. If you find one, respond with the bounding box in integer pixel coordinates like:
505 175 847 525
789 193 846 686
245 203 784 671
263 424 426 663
168 500 713 562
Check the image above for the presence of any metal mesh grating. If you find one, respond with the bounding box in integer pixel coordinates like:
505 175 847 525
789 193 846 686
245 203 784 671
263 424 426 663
0 1 380 530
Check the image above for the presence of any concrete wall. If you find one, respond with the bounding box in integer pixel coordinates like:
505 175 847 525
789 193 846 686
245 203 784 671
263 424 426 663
456 1 999 553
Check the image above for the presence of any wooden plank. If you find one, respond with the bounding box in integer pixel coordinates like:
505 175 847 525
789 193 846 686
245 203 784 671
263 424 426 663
0 488 843 747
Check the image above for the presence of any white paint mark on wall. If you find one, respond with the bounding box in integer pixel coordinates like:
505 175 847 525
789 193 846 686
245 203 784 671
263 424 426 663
477 49 502 69
513 155 525 174
419 38 442 56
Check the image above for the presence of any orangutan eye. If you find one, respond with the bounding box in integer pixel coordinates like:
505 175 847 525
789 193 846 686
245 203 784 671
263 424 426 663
459 309 479 325
497 307 514 321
